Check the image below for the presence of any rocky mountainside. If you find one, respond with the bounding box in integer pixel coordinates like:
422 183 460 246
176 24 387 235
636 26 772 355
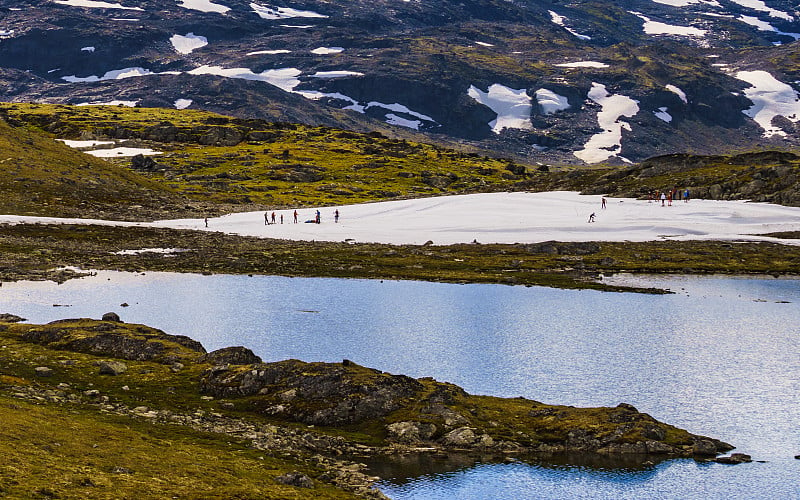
0 0 799 165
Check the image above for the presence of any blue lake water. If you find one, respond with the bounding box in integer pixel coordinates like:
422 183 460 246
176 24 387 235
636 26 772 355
0 272 798 499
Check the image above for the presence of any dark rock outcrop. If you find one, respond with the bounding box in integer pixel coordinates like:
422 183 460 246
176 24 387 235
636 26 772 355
200 359 424 426
199 346 262 366
20 319 206 363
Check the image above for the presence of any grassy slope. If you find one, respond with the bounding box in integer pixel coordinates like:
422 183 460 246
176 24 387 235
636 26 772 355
0 103 533 209
0 116 200 221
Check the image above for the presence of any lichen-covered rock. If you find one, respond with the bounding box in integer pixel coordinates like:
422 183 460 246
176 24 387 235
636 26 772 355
98 360 127 376
274 471 313 488
199 346 262 365
101 312 122 322
386 421 437 444
441 427 477 447
199 359 424 426
19 319 205 363
0 313 26 323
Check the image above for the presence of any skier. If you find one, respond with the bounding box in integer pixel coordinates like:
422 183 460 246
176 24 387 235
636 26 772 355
601 197 607 209
264 211 269 225
293 210 299 223
588 212 596 223
334 209 340 223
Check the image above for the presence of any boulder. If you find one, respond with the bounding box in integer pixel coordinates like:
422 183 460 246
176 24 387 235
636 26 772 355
35 366 53 377
101 312 121 322
714 453 752 464
441 427 477 447
0 313 26 323
98 360 127 375
386 421 437 444
274 471 313 488
199 346 262 365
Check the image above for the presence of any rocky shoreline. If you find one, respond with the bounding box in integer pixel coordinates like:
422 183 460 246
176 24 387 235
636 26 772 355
0 313 747 497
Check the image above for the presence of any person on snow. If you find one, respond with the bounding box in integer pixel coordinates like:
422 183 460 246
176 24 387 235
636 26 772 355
588 212 596 223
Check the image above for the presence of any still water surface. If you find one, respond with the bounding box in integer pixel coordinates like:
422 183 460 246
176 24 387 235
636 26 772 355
0 272 798 499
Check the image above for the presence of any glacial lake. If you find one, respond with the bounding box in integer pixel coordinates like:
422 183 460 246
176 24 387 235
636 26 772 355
0 271 798 499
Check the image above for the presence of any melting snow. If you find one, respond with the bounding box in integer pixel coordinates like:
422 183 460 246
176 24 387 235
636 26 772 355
86 147 162 158
247 49 291 55
548 10 592 40
76 100 138 107
467 84 532 134
250 2 327 19
53 0 143 10
15 192 799 247
178 0 230 14
666 84 688 103
308 70 363 78
654 107 673 122
738 15 800 40
81 46 95 52
385 114 422 130
311 47 344 54
174 99 193 110
170 33 208 55
535 88 570 115
736 70 800 138
651 0 720 6
475 41 494 47
279 25 314 28
556 61 609 68
62 67 153 82
58 139 115 148
188 65 302 92
633 12 707 37
729 0 793 21
574 82 639 164
365 102 435 123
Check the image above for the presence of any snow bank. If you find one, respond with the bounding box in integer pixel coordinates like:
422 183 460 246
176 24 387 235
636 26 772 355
574 83 639 164
666 84 688 103
85 147 162 158
535 89 570 115
468 84 532 134
187 65 301 92
54 0 143 10
736 70 800 138
5 192 799 247
633 12 707 37
178 0 230 14
250 2 327 20
548 10 591 40
556 61 609 69
170 33 208 55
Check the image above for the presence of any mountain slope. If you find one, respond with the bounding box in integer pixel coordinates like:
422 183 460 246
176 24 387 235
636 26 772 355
0 0 798 165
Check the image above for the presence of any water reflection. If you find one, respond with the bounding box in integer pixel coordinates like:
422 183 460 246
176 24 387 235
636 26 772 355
1 272 798 499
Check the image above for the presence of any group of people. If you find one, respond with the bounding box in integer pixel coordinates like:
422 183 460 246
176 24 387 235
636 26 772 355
264 209 340 225
649 188 690 207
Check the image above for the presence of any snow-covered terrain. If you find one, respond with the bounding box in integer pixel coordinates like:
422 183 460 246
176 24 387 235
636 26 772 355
170 33 208 55
468 84 533 133
574 83 639 164
2 192 799 246
735 70 800 138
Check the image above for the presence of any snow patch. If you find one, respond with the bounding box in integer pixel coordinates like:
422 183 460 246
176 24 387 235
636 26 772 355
250 2 327 19
308 70 363 79
310 46 344 54
58 139 115 148
548 10 591 40
654 107 673 122
666 84 688 103
633 12 707 37
365 102 435 123
535 88 570 115
76 100 139 107
62 67 153 83
738 15 800 40
735 70 800 138
188 65 302 92
174 99 193 110
170 33 208 55
178 0 230 14
475 41 494 47
86 147 162 158
467 84 532 134
54 0 143 10
574 83 639 164
385 114 422 130
651 0 720 6
728 0 793 21
247 49 291 55
556 61 609 68
81 46 95 52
